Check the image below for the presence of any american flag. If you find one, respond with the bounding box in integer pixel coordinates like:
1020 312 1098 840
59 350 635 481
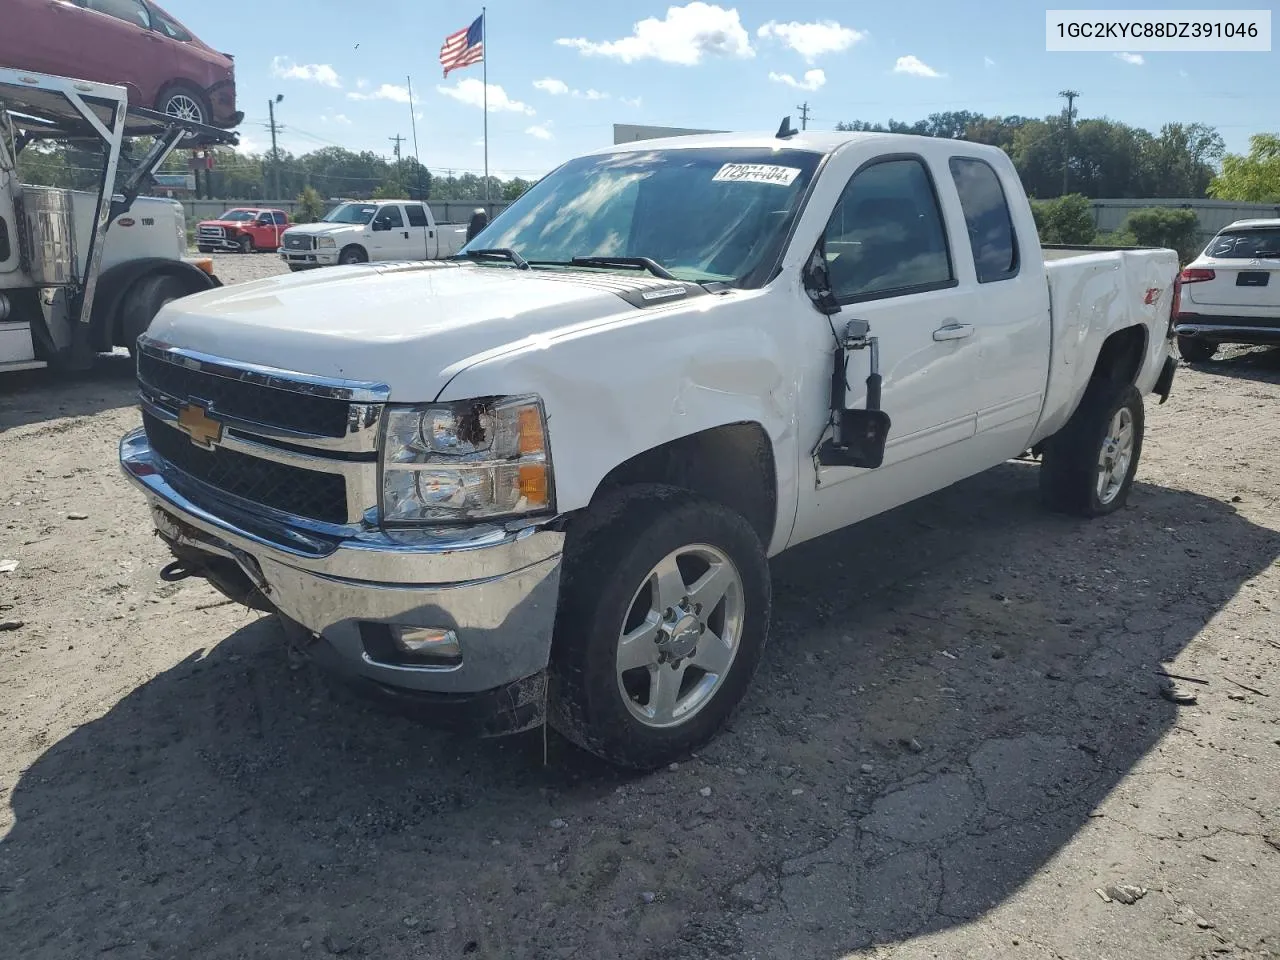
440 14 484 77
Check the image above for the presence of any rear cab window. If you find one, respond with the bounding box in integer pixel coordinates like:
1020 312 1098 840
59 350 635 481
949 157 1019 282
1205 228 1280 259
405 205 430 228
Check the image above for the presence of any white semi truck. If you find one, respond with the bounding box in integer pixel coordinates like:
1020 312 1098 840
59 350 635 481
0 69 236 373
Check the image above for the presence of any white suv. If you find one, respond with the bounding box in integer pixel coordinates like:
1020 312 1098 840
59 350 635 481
1174 218 1280 361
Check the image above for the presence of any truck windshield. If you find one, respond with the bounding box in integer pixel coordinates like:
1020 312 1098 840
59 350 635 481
1205 229 1280 259
462 146 823 286
220 210 257 221
323 203 378 225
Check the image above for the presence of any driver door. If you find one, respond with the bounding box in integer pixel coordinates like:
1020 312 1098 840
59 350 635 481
789 155 981 546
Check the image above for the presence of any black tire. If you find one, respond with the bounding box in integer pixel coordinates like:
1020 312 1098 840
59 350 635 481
1177 334 1216 363
1039 380 1145 517
235 234 253 254
197 245 213 254
119 273 195 349
338 245 367 265
547 485 771 770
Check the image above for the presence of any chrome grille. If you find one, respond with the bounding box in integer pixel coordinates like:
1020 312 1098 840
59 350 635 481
135 340 388 527
284 233 314 250
198 225 225 238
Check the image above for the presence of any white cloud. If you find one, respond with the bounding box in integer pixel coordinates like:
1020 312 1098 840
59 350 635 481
356 78 368 90
620 96 643 108
526 123 553 141
769 69 826 92
271 56 341 88
893 55 944 78
984 56 996 68
757 20 865 62
1115 52 1145 65
320 113 352 125
556 2 753 65
437 78 534 115
347 84 411 103
533 77 611 100
534 77 570 95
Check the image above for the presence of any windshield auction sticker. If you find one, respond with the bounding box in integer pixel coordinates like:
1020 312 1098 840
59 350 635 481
712 163 802 186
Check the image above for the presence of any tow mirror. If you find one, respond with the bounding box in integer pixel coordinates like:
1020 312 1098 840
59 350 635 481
372 218 390 232
817 318 891 469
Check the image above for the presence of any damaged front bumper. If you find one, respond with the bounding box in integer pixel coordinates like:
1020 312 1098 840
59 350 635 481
119 427 564 735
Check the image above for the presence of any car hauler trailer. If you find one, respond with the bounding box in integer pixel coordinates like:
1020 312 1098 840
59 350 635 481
0 68 237 373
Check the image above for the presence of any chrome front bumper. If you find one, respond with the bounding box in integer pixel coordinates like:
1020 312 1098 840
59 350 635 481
119 427 565 699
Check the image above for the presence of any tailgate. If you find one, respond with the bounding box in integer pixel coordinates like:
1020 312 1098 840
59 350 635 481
1187 228 1280 309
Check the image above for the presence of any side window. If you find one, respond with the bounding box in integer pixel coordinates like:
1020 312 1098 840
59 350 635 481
405 205 429 228
85 0 150 28
823 158 953 301
153 10 193 41
272 211 287 225
378 205 405 228
949 157 1018 282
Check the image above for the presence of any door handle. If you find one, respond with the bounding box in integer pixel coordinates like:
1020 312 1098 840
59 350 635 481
933 322 974 341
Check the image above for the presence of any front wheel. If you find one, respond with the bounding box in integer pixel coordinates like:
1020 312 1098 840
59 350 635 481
548 485 771 770
119 273 195 349
236 234 253 254
1177 334 1216 363
1039 381 1144 517
338 245 367 266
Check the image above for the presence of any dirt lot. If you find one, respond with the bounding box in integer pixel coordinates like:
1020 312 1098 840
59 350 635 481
1 251 1278 960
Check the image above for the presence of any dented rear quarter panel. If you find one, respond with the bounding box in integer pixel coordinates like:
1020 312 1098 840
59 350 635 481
1032 247 1178 445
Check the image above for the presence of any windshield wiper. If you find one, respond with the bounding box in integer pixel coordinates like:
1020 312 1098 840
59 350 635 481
459 248 529 270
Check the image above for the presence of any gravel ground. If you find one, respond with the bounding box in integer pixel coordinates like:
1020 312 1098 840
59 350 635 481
1 251 1278 960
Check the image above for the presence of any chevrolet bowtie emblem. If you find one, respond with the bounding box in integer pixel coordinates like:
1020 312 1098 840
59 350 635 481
176 403 223 448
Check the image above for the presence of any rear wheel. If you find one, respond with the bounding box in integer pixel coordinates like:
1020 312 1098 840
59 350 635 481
156 83 211 142
1177 334 1216 363
1039 381 1144 517
119 273 195 349
338 245 368 266
547 485 771 770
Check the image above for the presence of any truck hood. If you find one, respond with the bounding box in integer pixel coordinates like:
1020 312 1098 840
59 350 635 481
145 261 689 399
199 219 255 229
282 222 363 236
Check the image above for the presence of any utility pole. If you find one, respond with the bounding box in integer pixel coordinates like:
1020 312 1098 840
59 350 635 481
796 101 810 131
1058 89 1078 196
267 94 283 200
389 133 405 189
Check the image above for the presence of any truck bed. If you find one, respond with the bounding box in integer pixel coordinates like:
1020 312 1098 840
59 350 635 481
1034 246 1180 445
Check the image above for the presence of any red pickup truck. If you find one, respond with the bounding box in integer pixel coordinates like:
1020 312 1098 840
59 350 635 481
196 208 290 253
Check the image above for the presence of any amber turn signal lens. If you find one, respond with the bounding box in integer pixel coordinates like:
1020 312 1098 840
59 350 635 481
519 464 549 506
517 406 544 455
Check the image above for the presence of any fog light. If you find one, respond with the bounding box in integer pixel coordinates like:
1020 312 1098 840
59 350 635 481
391 625 461 659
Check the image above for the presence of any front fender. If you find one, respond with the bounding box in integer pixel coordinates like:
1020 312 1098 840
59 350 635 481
434 291 801 556
92 259 218 350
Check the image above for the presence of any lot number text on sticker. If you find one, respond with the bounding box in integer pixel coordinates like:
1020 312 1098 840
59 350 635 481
712 163 801 187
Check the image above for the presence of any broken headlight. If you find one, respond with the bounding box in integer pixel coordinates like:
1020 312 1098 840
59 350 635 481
379 397 552 524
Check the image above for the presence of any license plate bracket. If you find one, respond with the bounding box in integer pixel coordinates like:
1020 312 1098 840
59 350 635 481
1236 271 1269 287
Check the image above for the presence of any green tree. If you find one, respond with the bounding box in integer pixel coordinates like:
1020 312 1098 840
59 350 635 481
1031 194 1096 244
502 177 533 202
294 185 326 223
1208 133 1280 202
1120 207 1201 261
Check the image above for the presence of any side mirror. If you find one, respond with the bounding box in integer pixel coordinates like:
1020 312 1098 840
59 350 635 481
372 219 389 232
817 318 891 469
803 243 841 316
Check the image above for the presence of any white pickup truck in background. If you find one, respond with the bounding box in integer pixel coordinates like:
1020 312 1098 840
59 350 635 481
121 127 1180 770
278 199 468 270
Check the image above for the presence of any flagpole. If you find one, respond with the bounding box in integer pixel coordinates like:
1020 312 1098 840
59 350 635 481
407 75 424 201
482 6 489 202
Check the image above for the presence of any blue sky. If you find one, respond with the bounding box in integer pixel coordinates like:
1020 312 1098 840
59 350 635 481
159 0 1273 179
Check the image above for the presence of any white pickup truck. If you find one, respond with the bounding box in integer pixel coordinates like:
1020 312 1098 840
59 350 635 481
120 129 1180 769
278 199 468 270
